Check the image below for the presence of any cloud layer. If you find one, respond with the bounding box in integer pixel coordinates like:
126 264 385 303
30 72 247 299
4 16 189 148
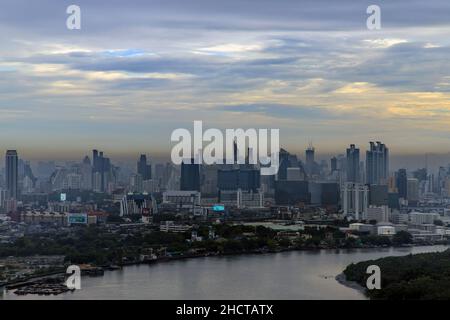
1 0 450 159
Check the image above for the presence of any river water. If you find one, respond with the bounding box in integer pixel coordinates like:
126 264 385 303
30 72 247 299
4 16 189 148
2 245 448 300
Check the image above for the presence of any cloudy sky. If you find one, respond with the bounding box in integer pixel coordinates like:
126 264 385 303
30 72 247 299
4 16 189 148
1 0 450 164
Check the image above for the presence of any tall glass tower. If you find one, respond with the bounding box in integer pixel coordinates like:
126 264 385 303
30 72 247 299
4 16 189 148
366 142 389 185
5 150 18 200
346 144 360 182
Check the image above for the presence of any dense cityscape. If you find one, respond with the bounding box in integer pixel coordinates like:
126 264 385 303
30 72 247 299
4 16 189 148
2 0 450 308
1 140 450 297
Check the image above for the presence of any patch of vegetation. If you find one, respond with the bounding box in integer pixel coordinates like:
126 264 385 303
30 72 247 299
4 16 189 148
344 249 450 299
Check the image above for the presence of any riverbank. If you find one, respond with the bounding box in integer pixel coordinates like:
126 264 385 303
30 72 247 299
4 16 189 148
3 245 448 300
3 244 448 298
335 273 367 296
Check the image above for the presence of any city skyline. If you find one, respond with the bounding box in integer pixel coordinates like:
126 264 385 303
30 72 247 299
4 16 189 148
0 143 448 174
1 143 450 173
2 0 450 305
1 0 450 158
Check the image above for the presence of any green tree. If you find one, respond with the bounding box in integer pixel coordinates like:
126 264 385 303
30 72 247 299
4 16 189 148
392 231 413 245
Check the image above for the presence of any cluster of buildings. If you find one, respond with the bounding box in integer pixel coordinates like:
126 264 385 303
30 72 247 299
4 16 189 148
346 210 450 242
0 142 449 242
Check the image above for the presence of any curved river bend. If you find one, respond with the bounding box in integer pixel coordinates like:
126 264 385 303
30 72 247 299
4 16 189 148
2 245 447 300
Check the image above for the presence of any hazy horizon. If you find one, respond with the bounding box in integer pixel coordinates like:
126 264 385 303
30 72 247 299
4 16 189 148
2 148 449 173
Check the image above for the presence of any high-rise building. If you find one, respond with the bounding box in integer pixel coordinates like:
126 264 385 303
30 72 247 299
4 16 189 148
180 158 200 191
154 163 165 188
305 143 315 175
438 166 448 196
396 169 407 199
81 156 92 190
330 157 337 172
92 150 111 192
130 174 143 193
277 148 290 180
137 154 152 180
346 144 360 182
5 150 18 200
22 161 37 194
342 182 369 221
359 161 366 184
277 148 304 181
407 178 419 204
366 141 389 185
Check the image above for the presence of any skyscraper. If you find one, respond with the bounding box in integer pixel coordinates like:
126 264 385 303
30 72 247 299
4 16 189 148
407 178 419 204
81 156 92 190
342 182 369 221
92 149 111 192
330 157 337 172
137 154 152 180
5 150 18 200
277 148 290 180
346 144 360 182
305 143 315 175
366 141 389 185
180 158 200 191
396 168 407 199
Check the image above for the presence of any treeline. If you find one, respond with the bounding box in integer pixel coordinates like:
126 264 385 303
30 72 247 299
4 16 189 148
343 249 450 299
0 224 417 268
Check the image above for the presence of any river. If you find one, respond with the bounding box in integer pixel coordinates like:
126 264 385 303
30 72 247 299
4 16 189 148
2 245 448 300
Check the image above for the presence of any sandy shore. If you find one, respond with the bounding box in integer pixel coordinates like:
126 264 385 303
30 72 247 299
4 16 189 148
335 273 367 296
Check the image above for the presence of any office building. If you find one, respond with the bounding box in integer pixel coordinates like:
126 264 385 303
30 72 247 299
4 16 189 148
369 184 388 206
305 143 315 175
92 150 111 193
274 180 310 205
217 168 260 192
120 193 157 216
342 182 369 220
5 150 18 200
309 182 340 206
366 141 389 185
162 190 201 212
330 157 337 172
388 192 400 209
137 154 152 180
366 205 390 223
409 212 440 225
396 169 407 199
81 156 92 190
219 189 264 208
407 178 419 204
180 158 200 191
346 144 360 182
